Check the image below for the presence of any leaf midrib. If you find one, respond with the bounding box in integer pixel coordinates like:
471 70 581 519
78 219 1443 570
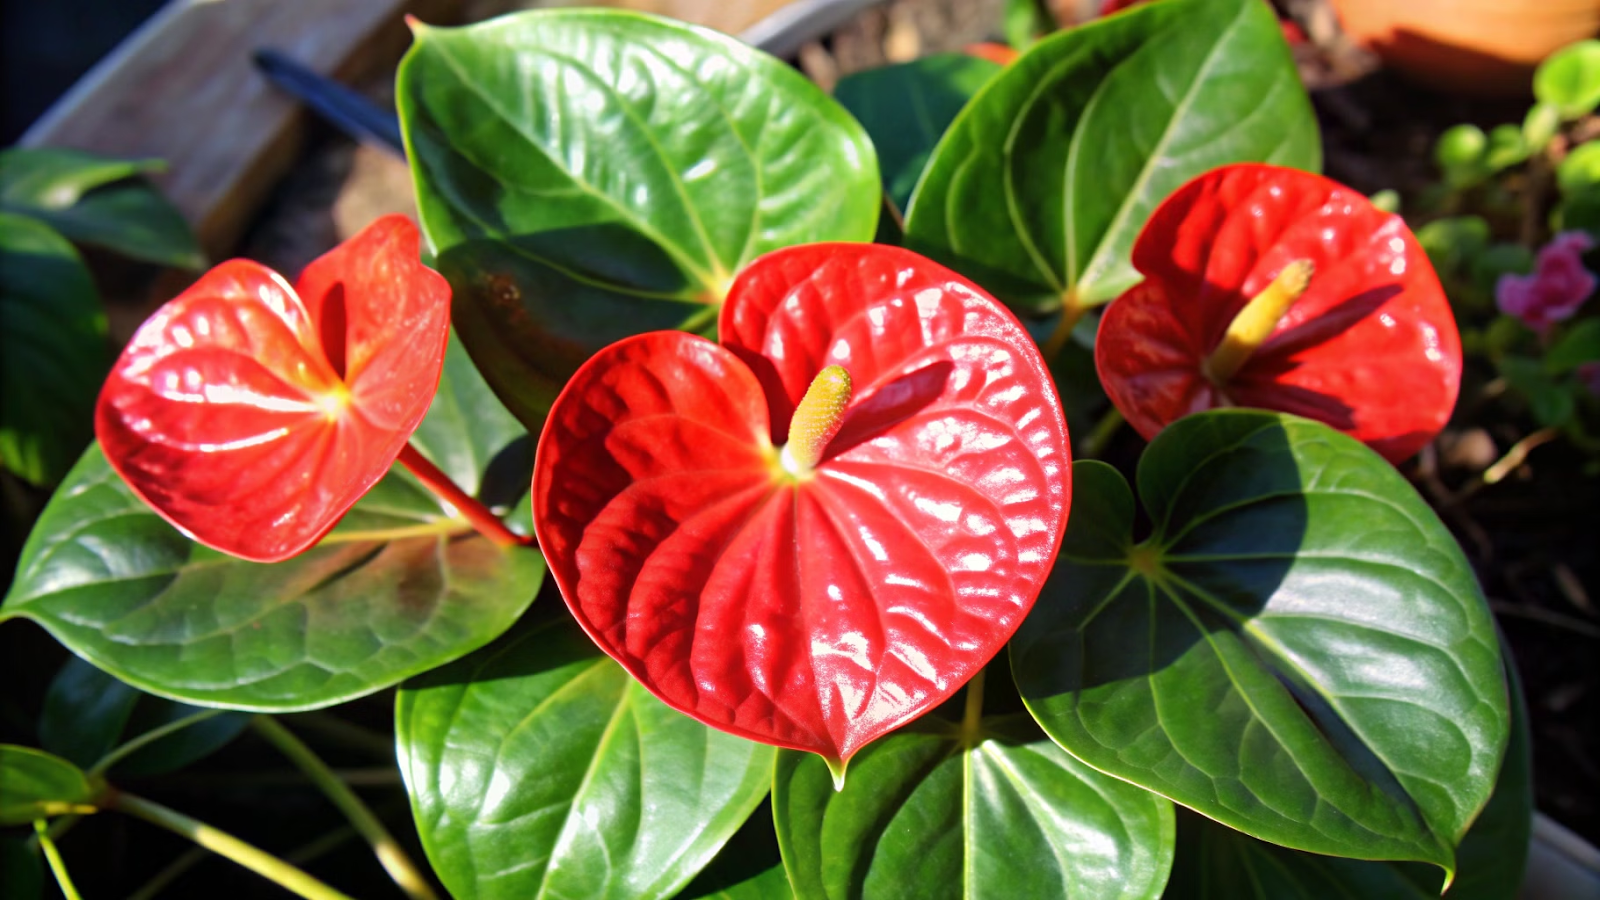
1072 0 1250 297
424 32 727 292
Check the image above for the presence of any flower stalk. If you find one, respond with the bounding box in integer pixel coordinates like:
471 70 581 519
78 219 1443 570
397 443 530 548
251 716 439 900
106 790 357 900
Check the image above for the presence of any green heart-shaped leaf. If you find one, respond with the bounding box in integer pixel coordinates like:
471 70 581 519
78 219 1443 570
0 148 203 269
1 336 543 711
0 746 97 825
1165 646 1532 899
834 54 1002 212
773 715 1174 899
399 9 880 429
1011 411 1508 881
397 611 776 900
904 0 1319 315
0 212 108 487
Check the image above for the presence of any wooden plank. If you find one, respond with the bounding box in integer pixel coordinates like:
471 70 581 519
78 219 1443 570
614 0 799 35
20 0 462 260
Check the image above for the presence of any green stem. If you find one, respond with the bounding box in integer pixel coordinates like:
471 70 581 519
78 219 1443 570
958 668 987 748
128 822 365 900
1079 406 1125 460
398 443 529 549
285 712 397 760
107 790 356 900
126 845 209 900
252 716 439 900
88 708 228 777
1039 291 1085 362
34 819 83 900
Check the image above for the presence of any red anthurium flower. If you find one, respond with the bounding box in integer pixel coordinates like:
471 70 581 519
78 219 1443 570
1095 163 1460 463
97 214 451 562
533 243 1071 768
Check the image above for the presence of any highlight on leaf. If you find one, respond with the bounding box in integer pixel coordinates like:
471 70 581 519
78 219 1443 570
532 242 1072 766
96 214 452 562
1094 163 1461 463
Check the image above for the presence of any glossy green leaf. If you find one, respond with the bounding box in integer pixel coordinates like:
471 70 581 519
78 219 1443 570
397 611 776 900
1535 39 1600 121
1011 411 1508 880
774 714 1175 900
0 148 203 269
399 9 880 429
0 212 107 487
1165 648 1533 900
1 337 543 711
675 798 793 900
904 0 1319 315
0 746 96 825
835 54 1001 211
680 863 793 900
679 858 792 900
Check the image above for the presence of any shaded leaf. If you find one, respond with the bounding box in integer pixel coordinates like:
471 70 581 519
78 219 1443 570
1546 318 1600 373
1011 411 1508 880
905 0 1319 315
0 212 107 487
834 54 1001 211
397 611 775 900
0 147 202 268
773 714 1174 899
0 836 43 900
399 9 880 429
39 656 250 776
39 655 139 768
1164 647 1532 899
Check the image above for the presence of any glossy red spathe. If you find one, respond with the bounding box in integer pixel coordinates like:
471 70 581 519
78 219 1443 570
533 243 1072 763
96 214 451 562
1095 163 1461 463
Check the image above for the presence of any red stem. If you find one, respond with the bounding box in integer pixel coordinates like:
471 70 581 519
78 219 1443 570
397 443 531 548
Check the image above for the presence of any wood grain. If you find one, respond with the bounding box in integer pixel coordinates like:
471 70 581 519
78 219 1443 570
20 0 462 260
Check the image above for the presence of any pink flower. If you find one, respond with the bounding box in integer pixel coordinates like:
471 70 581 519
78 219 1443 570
1497 231 1597 331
